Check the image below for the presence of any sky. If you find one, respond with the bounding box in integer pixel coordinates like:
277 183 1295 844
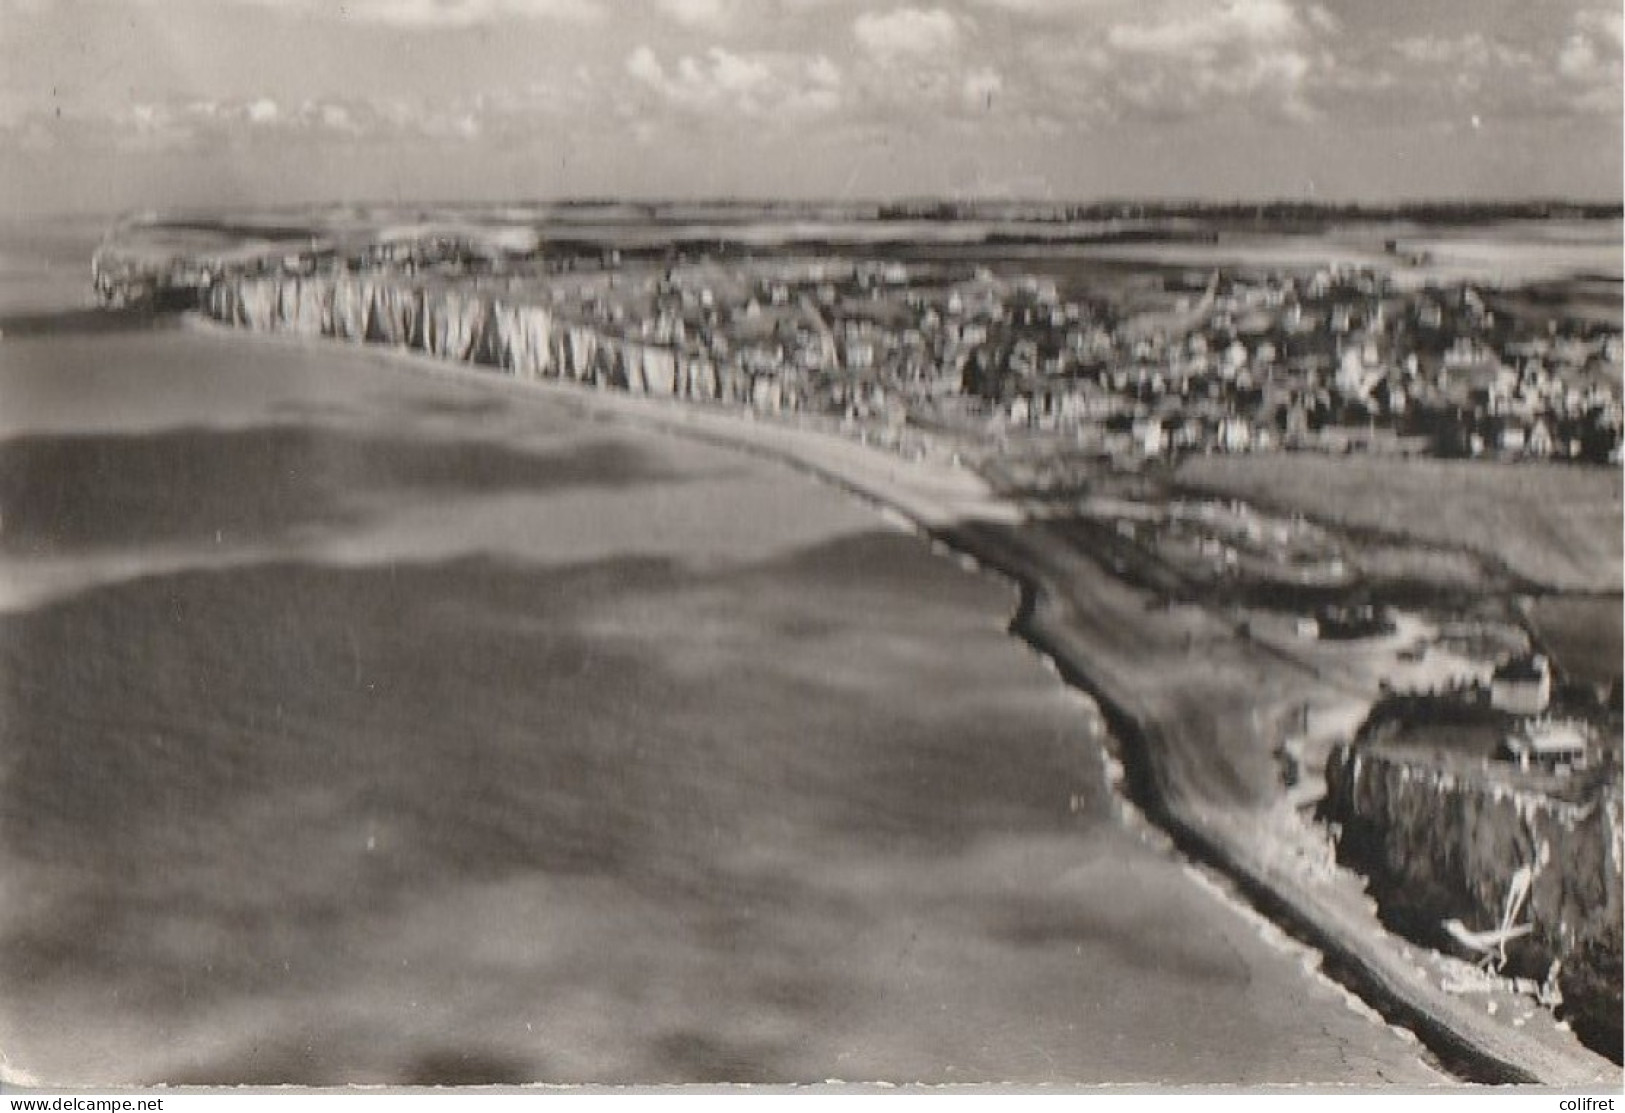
0 0 1621 215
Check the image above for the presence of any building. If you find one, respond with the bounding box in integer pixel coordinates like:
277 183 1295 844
1315 604 1396 640
1133 417 1167 456
1526 419 1554 457
1500 718 1590 774
1490 654 1551 716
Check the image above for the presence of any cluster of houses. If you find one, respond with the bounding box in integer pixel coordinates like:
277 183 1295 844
96 223 1624 466
1359 648 1614 781
966 266 1622 464
524 255 1624 466
1488 653 1601 775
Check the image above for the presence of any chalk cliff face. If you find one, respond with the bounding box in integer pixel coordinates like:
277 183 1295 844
1324 743 1623 1050
199 273 776 410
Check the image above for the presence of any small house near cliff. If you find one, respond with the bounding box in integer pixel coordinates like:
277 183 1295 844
1500 717 1590 775
1314 603 1395 640
1490 654 1552 717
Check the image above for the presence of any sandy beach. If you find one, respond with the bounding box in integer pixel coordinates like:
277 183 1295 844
0 301 1454 1086
217 318 1625 1085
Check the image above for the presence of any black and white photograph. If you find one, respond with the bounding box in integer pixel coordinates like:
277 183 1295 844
0 0 1621 1094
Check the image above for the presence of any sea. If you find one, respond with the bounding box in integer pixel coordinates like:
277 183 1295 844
0 219 1442 1086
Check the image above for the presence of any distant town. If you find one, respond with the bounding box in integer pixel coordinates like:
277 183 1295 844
96 215 1625 469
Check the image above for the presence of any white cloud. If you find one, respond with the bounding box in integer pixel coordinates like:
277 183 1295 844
1555 7 1623 114
655 0 726 27
1576 7 1624 48
246 97 280 124
221 0 603 28
7 89 525 152
1106 0 1306 56
686 49 771 96
1558 34 1600 78
840 0 1332 125
317 102 359 133
627 44 665 85
1393 33 1532 70
846 5 979 116
962 67 1002 108
961 0 1092 13
1381 12 1618 121
625 45 842 118
853 7 960 61
1040 0 1332 122
807 54 841 88
1303 3 1338 34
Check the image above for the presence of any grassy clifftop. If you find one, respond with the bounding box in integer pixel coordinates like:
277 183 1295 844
1178 453 1623 593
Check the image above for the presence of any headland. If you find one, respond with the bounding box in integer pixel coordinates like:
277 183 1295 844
74 204 1625 1083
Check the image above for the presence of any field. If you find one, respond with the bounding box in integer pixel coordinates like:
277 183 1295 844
1482 277 1625 330
1176 453 1623 593
1526 595 1625 688
1083 220 1624 285
1383 220 1625 286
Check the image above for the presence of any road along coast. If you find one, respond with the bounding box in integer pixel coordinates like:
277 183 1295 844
181 302 1618 1085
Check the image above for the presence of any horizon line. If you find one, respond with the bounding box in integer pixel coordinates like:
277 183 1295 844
32 195 1624 226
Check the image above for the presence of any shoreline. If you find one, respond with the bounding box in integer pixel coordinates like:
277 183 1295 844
180 314 1618 1085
